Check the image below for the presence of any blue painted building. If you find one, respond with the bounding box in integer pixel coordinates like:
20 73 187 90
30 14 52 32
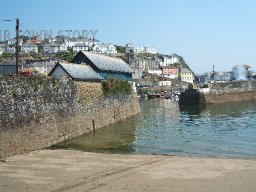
72 51 133 81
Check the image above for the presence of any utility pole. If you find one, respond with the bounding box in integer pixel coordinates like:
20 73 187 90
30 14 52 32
15 18 19 75
2 18 19 74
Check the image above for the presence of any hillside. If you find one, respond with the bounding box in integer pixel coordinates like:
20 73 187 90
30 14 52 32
115 45 195 75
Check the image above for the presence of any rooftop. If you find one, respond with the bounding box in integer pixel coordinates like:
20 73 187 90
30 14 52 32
73 43 88 47
0 60 22 66
31 62 56 67
53 63 103 81
79 51 133 73
180 68 192 73
161 66 178 69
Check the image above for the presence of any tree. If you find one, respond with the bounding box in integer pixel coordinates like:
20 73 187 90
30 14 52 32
115 45 126 54
56 51 74 62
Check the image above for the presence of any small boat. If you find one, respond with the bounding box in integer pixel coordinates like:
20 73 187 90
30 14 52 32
164 94 172 99
140 94 148 98
147 92 156 99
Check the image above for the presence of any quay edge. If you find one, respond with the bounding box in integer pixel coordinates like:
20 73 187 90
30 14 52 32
179 81 256 105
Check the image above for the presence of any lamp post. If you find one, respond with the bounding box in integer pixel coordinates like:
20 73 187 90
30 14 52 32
3 18 19 75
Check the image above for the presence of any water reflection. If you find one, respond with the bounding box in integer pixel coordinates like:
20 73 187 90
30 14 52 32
180 100 256 118
179 105 206 115
53 116 139 154
53 99 256 158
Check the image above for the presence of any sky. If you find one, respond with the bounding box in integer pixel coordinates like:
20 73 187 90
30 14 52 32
0 0 256 74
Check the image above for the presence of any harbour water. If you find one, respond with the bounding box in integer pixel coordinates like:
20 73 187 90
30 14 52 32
54 99 256 158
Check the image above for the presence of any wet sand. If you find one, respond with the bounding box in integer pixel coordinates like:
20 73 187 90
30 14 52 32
0 149 256 192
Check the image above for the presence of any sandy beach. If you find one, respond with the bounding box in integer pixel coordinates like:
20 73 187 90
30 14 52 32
0 149 256 192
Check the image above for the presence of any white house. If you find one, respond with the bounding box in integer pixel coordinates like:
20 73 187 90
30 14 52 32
65 39 82 48
72 43 88 52
144 47 158 54
158 80 172 87
59 44 67 52
30 61 56 75
125 44 157 54
65 38 100 48
159 56 172 66
43 44 58 53
21 42 38 54
6 45 15 54
148 68 162 76
171 54 180 64
213 72 233 82
135 47 158 54
7 38 23 46
45 36 56 44
92 43 117 54
135 47 144 53
43 44 67 53
0 44 7 54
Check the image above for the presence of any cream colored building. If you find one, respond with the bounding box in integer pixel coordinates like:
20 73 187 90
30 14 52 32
180 68 194 83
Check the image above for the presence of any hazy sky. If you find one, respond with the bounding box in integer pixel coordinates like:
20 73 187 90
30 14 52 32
0 0 255 74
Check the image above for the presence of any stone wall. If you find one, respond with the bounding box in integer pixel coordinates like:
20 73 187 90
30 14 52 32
204 91 256 104
0 76 140 157
75 81 103 103
179 89 206 105
209 80 256 94
179 80 256 105
206 80 256 103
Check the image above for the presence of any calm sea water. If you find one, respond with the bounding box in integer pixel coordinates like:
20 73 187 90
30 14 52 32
53 99 256 158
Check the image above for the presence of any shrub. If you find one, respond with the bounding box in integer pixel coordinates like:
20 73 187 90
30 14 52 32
102 78 132 95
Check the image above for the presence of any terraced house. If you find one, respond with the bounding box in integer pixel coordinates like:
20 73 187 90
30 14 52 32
180 68 194 83
21 42 38 54
161 66 179 79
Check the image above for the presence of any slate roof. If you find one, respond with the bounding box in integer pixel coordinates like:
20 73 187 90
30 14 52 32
80 51 133 73
180 68 192 73
95 43 112 48
73 43 88 47
233 64 251 69
161 66 178 69
51 63 103 81
149 67 162 71
21 42 38 46
31 62 56 67
0 60 22 66
43 44 63 47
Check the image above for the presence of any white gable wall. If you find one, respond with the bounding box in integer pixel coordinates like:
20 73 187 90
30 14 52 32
50 65 69 78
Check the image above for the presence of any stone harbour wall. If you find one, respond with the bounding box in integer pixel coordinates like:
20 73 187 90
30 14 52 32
179 80 256 105
0 76 141 157
75 81 103 103
206 80 256 104
204 91 256 104
209 80 256 94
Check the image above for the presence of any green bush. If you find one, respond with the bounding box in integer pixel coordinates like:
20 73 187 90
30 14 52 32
102 78 132 95
56 51 74 62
